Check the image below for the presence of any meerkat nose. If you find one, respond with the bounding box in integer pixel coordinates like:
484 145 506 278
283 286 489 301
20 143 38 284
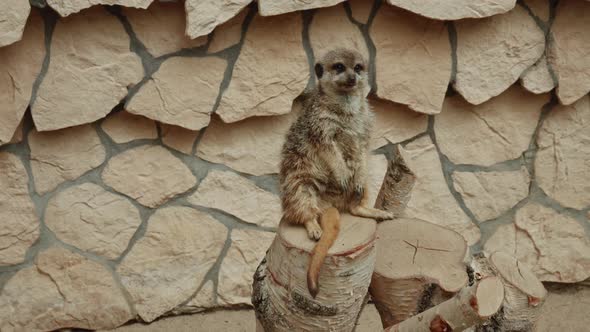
347 76 356 85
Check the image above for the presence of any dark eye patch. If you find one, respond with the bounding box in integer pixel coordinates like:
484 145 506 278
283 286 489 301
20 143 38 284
354 64 364 73
332 63 345 73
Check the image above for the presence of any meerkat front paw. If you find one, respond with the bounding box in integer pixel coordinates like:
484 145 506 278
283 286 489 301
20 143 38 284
305 220 323 241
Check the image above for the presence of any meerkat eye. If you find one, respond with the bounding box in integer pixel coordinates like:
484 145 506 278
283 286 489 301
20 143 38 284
332 63 345 73
354 64 364 73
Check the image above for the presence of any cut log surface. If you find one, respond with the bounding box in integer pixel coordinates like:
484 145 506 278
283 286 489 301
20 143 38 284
252 214 377 332
471 251 547 332
384 276 505 332
370 218 469 327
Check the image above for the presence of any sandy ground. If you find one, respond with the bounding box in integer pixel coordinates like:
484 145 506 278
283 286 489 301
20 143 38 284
108 284 590 332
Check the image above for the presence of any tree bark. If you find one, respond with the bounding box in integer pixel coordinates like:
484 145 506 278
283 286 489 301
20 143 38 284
252 214 377 332
373 147 416 214
384 276 505 332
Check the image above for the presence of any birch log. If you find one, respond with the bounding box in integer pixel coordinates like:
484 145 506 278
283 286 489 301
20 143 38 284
471 251 547 331
369 218 469 327
373 148 416 214
384 276 505 332
252 214 377 332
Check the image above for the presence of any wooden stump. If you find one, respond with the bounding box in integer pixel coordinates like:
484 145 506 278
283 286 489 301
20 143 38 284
471 251 547 331
374 149 416 214
384 276 505 332
369 218 469 328
252 214 377 332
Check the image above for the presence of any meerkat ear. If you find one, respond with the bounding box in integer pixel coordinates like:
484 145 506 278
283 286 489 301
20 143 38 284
314 63 324 79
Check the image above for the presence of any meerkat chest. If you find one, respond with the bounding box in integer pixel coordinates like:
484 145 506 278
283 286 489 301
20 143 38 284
342 96 362 113
335 107 371 148
333 120 367 163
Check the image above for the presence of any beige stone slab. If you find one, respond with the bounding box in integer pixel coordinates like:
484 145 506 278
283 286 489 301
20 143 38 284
124 1 206 57
216 12 308 123
47 0 153 17
0 0 30 47
0 152 39 266
127 56 226 131
101 111 157 144
102 145 197 208
453 168 530 222
0 11 44 146
32 7 143 131
188 169 281 228
454 6 545 105
349 0 372 24
208 8 248 53
386 0 516 20
549 0 590 105
371 5 451 115
525 0 550 23
160 123 199 155
185 0 251 39
217 229 275 305
520 55 556 94
197 112 296 176
8 120 23 144
370 97 428 150
398 136 480 245
485 202 590 283
184 280 216 311
535 95 590 210
435 85 548 166
117 206 227 322
310 4 369 63
45 183 141 259
0 247 133 331
29 124 106 194
258 0 345 16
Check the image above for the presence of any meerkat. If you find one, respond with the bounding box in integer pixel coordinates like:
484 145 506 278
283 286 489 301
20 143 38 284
279 48 396 298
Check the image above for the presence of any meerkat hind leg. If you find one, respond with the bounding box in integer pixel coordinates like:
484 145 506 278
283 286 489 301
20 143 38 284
350 184 395 221
305 219 323 240
350 205 395 221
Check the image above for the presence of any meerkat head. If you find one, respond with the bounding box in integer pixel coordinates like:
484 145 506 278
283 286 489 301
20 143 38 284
314 48 368 96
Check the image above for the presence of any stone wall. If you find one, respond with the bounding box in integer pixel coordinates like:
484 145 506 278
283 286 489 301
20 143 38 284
0 0 589 330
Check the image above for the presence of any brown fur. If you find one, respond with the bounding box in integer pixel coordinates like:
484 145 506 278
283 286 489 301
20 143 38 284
279 48 395 298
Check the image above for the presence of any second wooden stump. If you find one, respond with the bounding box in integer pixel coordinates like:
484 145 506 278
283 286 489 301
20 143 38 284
369 218 469 328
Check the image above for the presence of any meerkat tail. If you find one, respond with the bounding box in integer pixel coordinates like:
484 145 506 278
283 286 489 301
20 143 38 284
307 207 340 298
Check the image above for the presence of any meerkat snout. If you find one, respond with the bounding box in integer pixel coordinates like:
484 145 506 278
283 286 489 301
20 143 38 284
346 75 356 87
